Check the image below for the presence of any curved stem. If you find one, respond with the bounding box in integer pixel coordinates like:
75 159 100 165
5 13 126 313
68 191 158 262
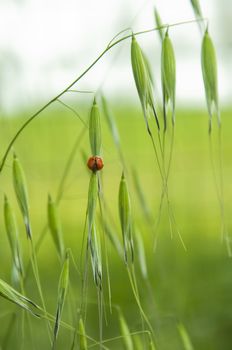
0 17 207 173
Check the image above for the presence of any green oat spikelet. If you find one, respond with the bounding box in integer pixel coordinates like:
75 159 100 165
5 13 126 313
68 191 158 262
87 173 98 234
47 194 65 260
201 28 219 132
118 172 133 264
190 0 202 18
154 8 164 41
52 250 70 349
89 224 102 290
161 29 176 129
4 195 24 278
79 317 88 350
0 278 40 317
119 312 133 350
131 35 159 131
89 98 102 156
12 154 32 239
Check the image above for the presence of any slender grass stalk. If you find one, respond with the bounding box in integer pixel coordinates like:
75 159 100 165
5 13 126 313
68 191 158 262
0 17 207 174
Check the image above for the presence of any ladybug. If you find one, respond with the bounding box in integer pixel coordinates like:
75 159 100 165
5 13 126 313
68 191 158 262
87 156 104 172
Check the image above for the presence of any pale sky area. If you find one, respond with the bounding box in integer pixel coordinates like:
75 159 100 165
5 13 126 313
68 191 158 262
0 0 231 113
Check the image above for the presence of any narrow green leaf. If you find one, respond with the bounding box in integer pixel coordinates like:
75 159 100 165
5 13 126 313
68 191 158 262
119 312 133 350
177 323 194 350
118 173 132 264
12 154 32 239
89 98 101 156
201 29 219 130
79 318 88 350
47 194 65 260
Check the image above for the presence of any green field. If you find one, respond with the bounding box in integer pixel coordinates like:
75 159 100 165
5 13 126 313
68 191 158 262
0 104 231 349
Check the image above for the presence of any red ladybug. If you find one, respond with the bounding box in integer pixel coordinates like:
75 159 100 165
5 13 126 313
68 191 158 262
87 156 104 172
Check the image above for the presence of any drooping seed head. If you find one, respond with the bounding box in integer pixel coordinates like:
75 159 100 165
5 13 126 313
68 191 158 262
12 154 32 239
4 195 24 277
118 172 132 263
89 98 102 156
131 35 159 131
201 28 219 130
89 224 102 290
87 172 98 234
0 278 40 316
190 0 202 18
4 195 18 256
161 29 176 125
154 7 164 41
131 34 148 105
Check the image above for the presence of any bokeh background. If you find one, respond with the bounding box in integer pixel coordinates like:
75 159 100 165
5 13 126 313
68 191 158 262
0 1 232 349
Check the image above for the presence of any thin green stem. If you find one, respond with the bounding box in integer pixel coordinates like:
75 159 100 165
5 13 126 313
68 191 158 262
0 17 207 173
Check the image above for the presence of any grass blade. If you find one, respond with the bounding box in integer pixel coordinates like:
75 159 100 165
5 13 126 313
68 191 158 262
79 317 88 350
47 194 65 260
177 323 194 350
118 312 133 350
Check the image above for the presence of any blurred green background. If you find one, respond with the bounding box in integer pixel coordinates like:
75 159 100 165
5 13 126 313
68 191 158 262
0 105 232 349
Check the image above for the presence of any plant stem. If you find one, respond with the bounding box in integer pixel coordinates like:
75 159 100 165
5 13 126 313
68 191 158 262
0 17 207 173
